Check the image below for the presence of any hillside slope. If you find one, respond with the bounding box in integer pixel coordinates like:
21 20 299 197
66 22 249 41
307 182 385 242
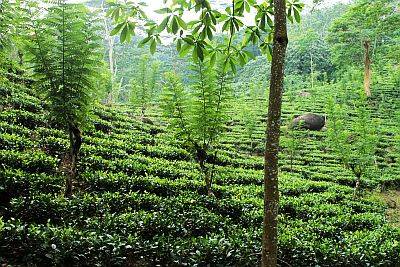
0 78 399 266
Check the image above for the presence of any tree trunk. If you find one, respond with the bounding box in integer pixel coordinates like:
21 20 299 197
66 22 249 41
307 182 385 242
290 150 293 173
196 147 213 196
262 0 288 266
64 123 82 198
349 164 362 197
141 106 146 120
102 0 116 105
310 52 314 90
204 167 213 196
200 160 213 196
363 40 372 98
354 176 361 196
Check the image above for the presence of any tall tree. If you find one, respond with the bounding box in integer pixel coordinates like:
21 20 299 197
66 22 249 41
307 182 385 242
101 0 118 104
27 2 103 197
262 1 288 265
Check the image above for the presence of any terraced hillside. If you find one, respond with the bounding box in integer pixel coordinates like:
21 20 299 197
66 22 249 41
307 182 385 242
1 78 400 266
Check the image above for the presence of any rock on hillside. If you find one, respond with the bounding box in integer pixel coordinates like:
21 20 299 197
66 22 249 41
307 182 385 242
291 113 326 131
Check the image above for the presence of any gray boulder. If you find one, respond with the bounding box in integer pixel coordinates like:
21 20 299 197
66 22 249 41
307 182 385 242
298 91 311 97
291 113 325 131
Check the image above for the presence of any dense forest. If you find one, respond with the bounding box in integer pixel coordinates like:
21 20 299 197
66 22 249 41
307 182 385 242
0 0 399 266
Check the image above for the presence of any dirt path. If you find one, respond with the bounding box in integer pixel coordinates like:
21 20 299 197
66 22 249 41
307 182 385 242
379 190 400 227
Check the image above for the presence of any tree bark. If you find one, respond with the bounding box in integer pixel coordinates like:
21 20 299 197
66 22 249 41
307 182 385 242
354 176 361 196
363 40 371 98
64 123 82 198
262 0 288 266
310 52 314 90
196 146 213 196
102 0 116 105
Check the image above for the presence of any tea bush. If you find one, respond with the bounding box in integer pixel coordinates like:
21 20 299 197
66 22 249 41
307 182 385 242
0 80 399 266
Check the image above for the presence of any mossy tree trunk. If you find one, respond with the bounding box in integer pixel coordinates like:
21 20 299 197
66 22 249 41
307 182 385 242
64 123 82 198
262 0 288 266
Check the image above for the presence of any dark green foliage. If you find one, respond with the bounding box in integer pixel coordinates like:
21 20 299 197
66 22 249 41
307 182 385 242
1 76 399 266
1 1 400 266
286 29 334 80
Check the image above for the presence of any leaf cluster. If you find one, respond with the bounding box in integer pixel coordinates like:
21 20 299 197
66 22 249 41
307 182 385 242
326 96 378 178
130 54 161 113
108 0 304 73
26 3 104 129
160 61 231 152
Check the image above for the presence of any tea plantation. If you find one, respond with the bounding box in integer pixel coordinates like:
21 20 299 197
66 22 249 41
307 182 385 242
1 79 400 266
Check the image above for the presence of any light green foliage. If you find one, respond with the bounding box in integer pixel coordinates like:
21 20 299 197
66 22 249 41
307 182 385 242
327 0 400 70
106 0 147 43
148 61 161 98
161 62 231 193
326 98 349 163
162 63 231 147
189 62 231 144
234 56 270 96
326 94 378 192
0 0 28 73
352 102 378 172
283 91 303 172
0 0 14 52
336 66 364 103
239 83 262 151
27 3 104 129
98 67 114 104
160 72 190 133
130 54 148 114
130 54 161 116
283 125 302 172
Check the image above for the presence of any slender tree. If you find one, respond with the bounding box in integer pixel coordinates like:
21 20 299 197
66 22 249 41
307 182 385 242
262 1 288 265
130 54 161 119
326 95 378 195
363 40 372 97
101 0 118 104
161 61 231 195
27 2 103 197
